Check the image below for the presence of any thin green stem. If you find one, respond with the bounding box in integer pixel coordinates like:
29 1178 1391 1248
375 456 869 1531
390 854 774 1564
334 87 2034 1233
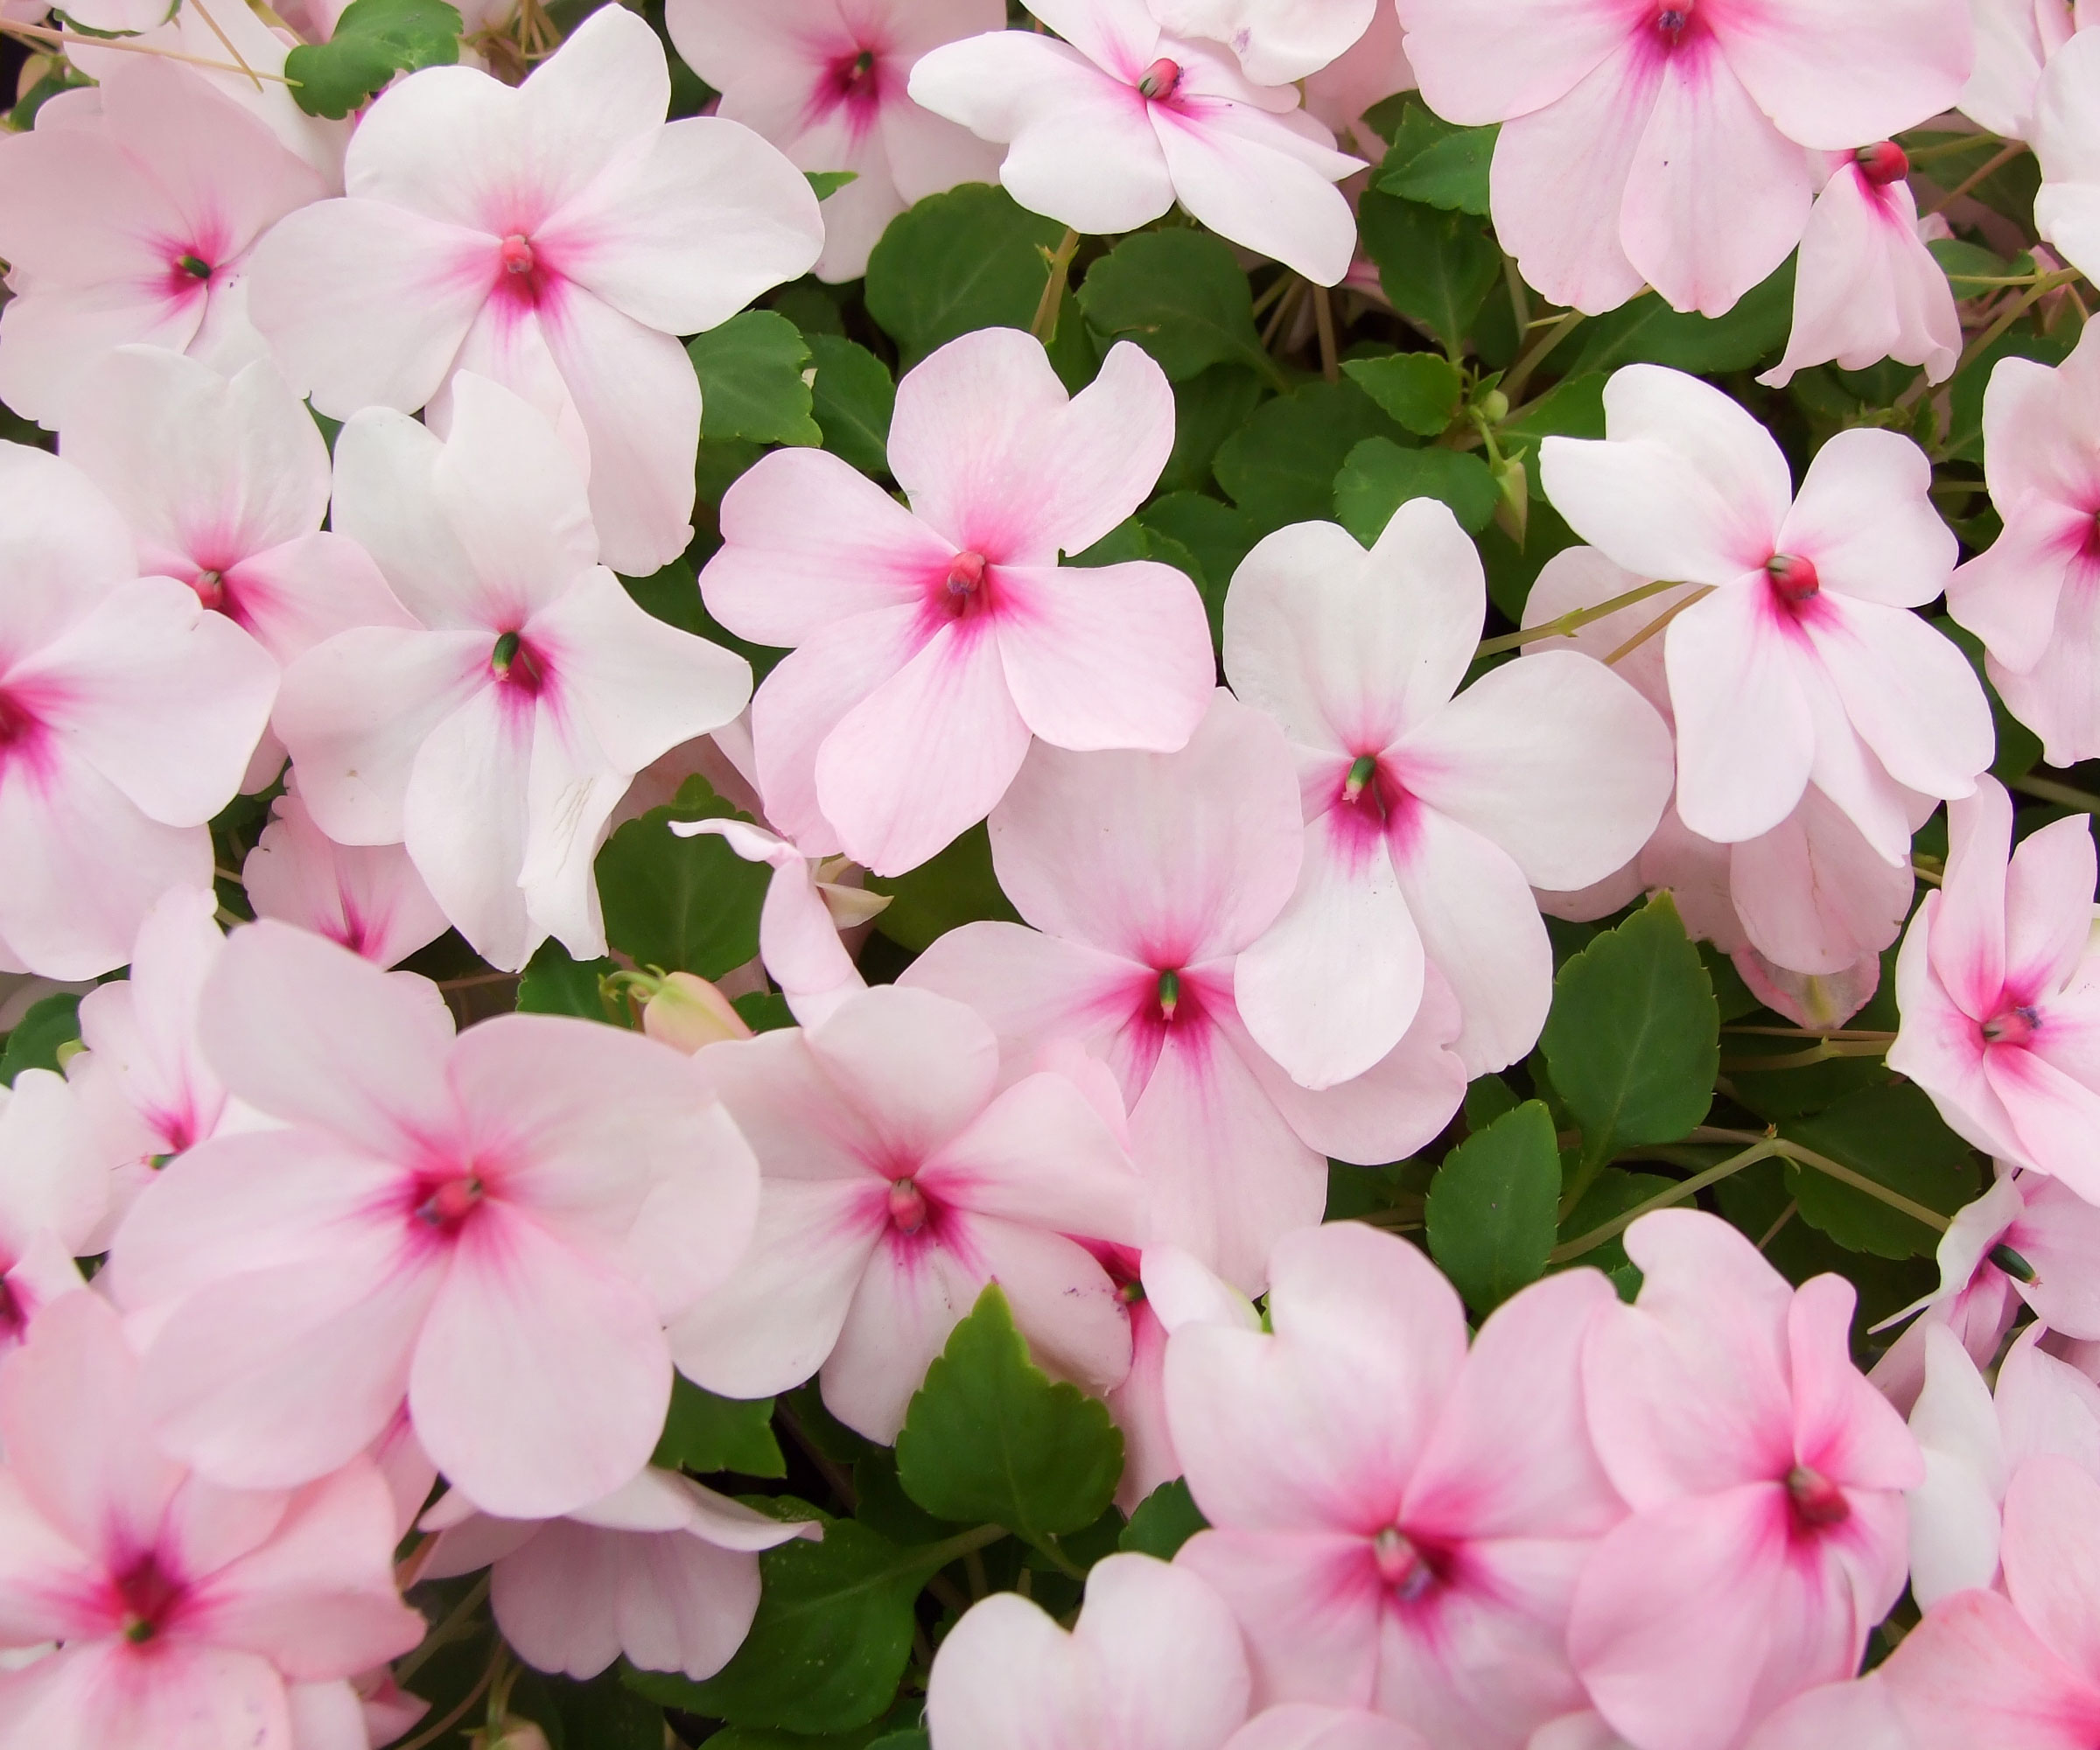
1723 1026 1898 1041
1900 268 2085 408
1772 1139 1950 1232
1 18 294 79
1501 308 1585 403
1477 578 1681 657
2014 773 2100 814
1553 1141 1782 1262
1719 1039 1892 1072
1602 585 1714 667
395 1573 492 1684
1029 228 1081 346
1924 139 2027 216
1024 1533 1088 1580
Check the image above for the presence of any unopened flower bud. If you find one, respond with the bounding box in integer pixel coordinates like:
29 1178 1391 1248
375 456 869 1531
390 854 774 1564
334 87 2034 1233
470 1718 551 1750
1492 454 1529 548
642 971 752 1054
1475 388 1509 425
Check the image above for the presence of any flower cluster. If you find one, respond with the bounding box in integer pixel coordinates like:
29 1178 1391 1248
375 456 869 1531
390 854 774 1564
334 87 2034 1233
0 0 2097 1744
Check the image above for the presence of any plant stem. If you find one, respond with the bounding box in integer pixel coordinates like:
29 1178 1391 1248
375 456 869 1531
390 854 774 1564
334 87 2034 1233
1924 139 2027 217
2014 773 2100 814
1 19 293 80
1603 585 1714 666
1501 308 1585 403
1476 578 1682 657
1694 1128 1953 1232
1723 1026 1898 1041
1719 1039 1892 1072
1900 268 2085 408
186 0 263 89
1030 228 1081 345
396 1650 498 1750
1553 1141 1782 1262
1312 283 1339 384
395 1574 492 1684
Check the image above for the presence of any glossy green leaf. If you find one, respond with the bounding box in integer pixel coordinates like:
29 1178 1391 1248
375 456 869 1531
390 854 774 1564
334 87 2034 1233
1781 1082 1984 1258
1357 189 1502 356
1372 101 1497 214
0 993 81 1086
1075 229 1280 383
653 1376 784 1477
1214 377 1400 533
514 940 620 1024
1566 262 1796 374
1541 892 1718 1168
864 184 1065 367
1334 437 1500 541
1119 1477 1208 1561
895 1284 1124 1541
864 823 1020 952
806 169 860 200
689 311 822 447
1341 353 1465 436
285 0 460 119
1426 1100 1563 1312
595 776 769 978
806 334 895 476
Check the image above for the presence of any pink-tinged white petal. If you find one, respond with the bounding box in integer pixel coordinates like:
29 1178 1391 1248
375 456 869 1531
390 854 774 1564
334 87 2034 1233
2002 1455 2100 1679
921 1069 1144 1241
1398 0 1645 124
2036 34 2100 281
1728 784 1914 975
1152 0 1378 85
1712 0 1974 150
1152 100 1364 285
1779 425 1961 608
821 1228 991 1441
806 985 1004 1162
1226 1704 1438 1750
1950 494 2094 680
2007 813 2100 997
1880 1585 2100 1750
1907 1326 2007 1610
242 787 449 969
902 920 1143 1073
961 1215 1134 1398
1930 776 2015 1017
676 821 865 1023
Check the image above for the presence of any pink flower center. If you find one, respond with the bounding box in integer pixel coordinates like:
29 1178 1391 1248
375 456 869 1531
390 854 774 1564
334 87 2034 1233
1371 1526 1437 1601
490 630 546 695
0 690 36 757
1655 4 1690 40
942 550 990 619
174 252 214 282
886 1176 928 1234
192 569 227 612
1855 142 1909 186
0 1274 22 1344
837 47 876 93
1785 1465 1850 1530
115 1551 183 1643
1983 1003 2040 1046
500 234 536 275
1157 968 1182 1022
416 1174 484 1231
1765 552 1820 605
1341 753 1381 808
1137 57 1182 100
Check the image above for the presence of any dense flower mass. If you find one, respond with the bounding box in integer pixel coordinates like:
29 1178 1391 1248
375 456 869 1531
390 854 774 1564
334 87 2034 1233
4 0 2100 1744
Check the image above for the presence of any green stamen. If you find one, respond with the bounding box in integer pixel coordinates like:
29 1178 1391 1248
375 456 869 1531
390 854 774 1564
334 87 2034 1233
175 254 213 279
1989 1242 2038 1284
1158 969 1180 1021
1344 754 1378 801
491 630 522 676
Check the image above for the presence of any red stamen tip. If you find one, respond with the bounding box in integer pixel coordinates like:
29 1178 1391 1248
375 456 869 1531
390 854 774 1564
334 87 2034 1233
1855 142 1909 186
945 550 986 597
500 234 536 275
887 1177 928 1234
1786 1465 1851 1529
1137 57 1181 100
1765 552 1820 602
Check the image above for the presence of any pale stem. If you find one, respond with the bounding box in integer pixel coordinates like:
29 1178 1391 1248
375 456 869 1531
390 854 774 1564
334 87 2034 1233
1 18 292 80
1474 577 1682 658
1603 584 1714 666
186 0 263 90
2014 773 2100 814
1900 267 2086 408
1313 282 1339 384
1923 139 2028 217
1500 307 1585 403
1029 228 1081 346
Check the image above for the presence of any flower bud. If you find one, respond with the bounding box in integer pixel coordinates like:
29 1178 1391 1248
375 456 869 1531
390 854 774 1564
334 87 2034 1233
470 1718 552 1750
642 971 753 1054
1475 388 1510 425
1492 454 1529 548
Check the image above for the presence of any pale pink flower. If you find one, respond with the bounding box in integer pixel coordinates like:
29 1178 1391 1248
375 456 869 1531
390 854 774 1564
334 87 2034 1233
665 0 1005 282
275 374 752 972
1399 0 1970 316
0 1292 424 1748
904 692 1467 1291
1887 777 2100 1200
416 1466 816 1681
1760 144 1963 389
2034 29 2100 280
1301 0 1415 155
1963 0 2093 139
1105 1243 1260 1512
242 782 451 970
1230 1709 1435 1750
667 984 1144 1442
1224 502 1673 1089
60 347 411 673
1903 1325 2100 1610
1166 1222 1624 1748
910 0 1364 284
108 920 762 1518
1871 1456 2100 1749
669 817 877 1027
1521 545 1923 1028
1872 1168 2100 1411
0 1068 102 1354
1150 0 1376 83
1738 1673 1914 1750
703 326 1212 878
0 60 325 428
1948 316 2100 766
1571 1210 1923 1750
0 445 276 982
247 4 824 575
927 1551 1253 1750
1541 365 1991 858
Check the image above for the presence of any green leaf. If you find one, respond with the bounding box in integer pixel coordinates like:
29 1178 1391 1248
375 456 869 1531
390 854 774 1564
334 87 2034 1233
734 990 797 1033
1158 364 1269 495
689 311 822 447
1496 371 1607 448
514 940 620 1024
595 776 769 978
1541 892 1718 1167
1357 189 1502 356
1426 1100 1563 1312
895 1284 1124 1541
806 169 860 200
854 1446 964 1547
806 335 896 477
1334 437 1499 541
1341 353 1465 436
1463 1073 1519 1131
1566 262 1796 374
869 1734 930 1750
1140 491 1258 649
864 184 1065 368
1074 229 1280 384
1119 1478 1208 1560
1372 100 1497 215
864 823 1020 952
653 1376 784 1477
0 992 82 1086
543 1668 663 1750
1214 378 1401 534
284 0 460 119
1780 1083 1983 1258
629 1522 967 1732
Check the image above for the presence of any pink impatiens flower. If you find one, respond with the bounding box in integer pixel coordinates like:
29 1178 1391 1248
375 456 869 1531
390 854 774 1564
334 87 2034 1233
1399 0 1970 316
1947 316 2100 766
927 1552 1254 1750
0 444 276 982
1541 365 1992 859
1759 144 1963 389
1571 1210 1922 1750
242 781 451 970
0 1067 103 1354
0 60 326 428
1223 500 1673 1089
1166 1222 1626 1748
665 0 1005 281
910 0 1365 284
1888 776 2100 1201
0 1292 424 1746
416 1466 816 1681
668 984 1146 1442
108 920 762 1519
702 326 1214 878
2034 31 2100 282
276 373 752 972
247 4 824 575
904 692 1467 1291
